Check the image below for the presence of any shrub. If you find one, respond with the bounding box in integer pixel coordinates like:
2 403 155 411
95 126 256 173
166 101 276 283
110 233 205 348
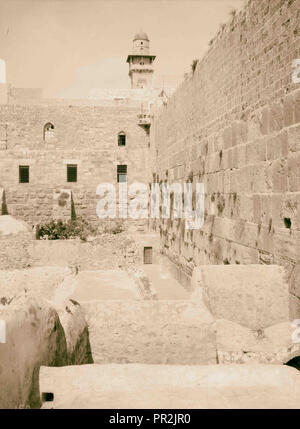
36 216 97 241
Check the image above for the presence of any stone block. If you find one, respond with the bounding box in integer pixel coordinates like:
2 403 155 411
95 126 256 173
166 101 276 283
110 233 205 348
272 158 288 192
267 131 288 161
260 106 270 135
217 318 300 364
269 101 284 132
283 93 295 127
222 126 233 149
231 120 248 146
191 264 290 330
288 124 300 153
0 293 67 409
295 88 300 124
82 300 217 365
287 153 300 192
39 363 300 409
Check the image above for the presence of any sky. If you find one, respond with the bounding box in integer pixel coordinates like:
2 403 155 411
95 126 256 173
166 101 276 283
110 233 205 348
0 0 245 98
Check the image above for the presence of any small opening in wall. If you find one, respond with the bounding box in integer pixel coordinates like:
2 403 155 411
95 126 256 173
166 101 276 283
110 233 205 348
117 165 127 183
143 247 153 264
42 392 54 402
67 164 77 183
118 132 126 146
284 217 291 229
19 166 29 183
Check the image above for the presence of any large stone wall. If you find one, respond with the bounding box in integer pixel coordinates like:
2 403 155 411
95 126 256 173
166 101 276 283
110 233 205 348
0 104 149 227
150 0 300 303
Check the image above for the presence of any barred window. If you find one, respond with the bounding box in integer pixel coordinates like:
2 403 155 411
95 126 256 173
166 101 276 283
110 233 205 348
67 164 77 182
117 165 127 183
19 166 29 183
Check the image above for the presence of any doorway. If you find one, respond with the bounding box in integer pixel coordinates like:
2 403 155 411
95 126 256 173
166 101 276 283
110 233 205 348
143 247 153 264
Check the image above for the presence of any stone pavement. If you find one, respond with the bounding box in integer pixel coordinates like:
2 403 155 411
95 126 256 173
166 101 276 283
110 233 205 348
143 264 191 299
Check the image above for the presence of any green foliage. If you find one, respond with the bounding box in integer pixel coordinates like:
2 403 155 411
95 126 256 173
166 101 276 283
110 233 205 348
36 216 97 241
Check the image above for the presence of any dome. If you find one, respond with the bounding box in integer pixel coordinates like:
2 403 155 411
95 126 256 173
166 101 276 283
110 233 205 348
133 31 149 41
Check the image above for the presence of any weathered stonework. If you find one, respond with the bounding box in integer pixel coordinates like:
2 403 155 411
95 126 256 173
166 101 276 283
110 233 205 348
150 0 300 306
0 104 149 229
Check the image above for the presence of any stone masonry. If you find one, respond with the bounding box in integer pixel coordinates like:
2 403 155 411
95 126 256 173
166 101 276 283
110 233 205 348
150 0 300 308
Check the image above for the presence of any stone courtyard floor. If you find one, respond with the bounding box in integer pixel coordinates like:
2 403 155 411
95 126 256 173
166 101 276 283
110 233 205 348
143 264 191 300
70 270 140 301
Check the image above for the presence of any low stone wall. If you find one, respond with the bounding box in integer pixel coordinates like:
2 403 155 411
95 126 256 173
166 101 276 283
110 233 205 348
30 234 141 270
191 264 300 365
39 364 300 409
0 266 73 301
191 264 294 330
0 235 33 270
82 300 216 365
0 229 144 271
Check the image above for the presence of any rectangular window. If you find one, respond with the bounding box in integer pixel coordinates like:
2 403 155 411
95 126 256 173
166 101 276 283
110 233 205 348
19 166 29 183
118 134 126 146
117 164 127 183
67 164 77 182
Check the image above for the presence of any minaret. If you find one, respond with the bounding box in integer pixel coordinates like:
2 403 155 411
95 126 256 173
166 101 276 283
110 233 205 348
126 31 156 90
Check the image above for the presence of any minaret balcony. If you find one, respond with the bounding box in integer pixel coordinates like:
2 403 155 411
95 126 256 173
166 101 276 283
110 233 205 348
129 64 154 73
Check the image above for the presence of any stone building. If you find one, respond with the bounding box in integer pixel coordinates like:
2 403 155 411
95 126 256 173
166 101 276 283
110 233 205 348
0 1 299 300
1 0 300 409
0 31 157 231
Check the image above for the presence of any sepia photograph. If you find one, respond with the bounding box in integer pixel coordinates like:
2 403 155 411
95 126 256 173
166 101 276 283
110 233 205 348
0 0 300 415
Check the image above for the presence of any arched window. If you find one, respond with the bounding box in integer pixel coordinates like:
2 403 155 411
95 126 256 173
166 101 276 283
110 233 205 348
43 123 55 141
118 132 126 146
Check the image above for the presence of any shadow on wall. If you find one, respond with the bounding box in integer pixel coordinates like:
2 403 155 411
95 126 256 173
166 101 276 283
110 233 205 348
1 190 8 215
71 193 76 220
